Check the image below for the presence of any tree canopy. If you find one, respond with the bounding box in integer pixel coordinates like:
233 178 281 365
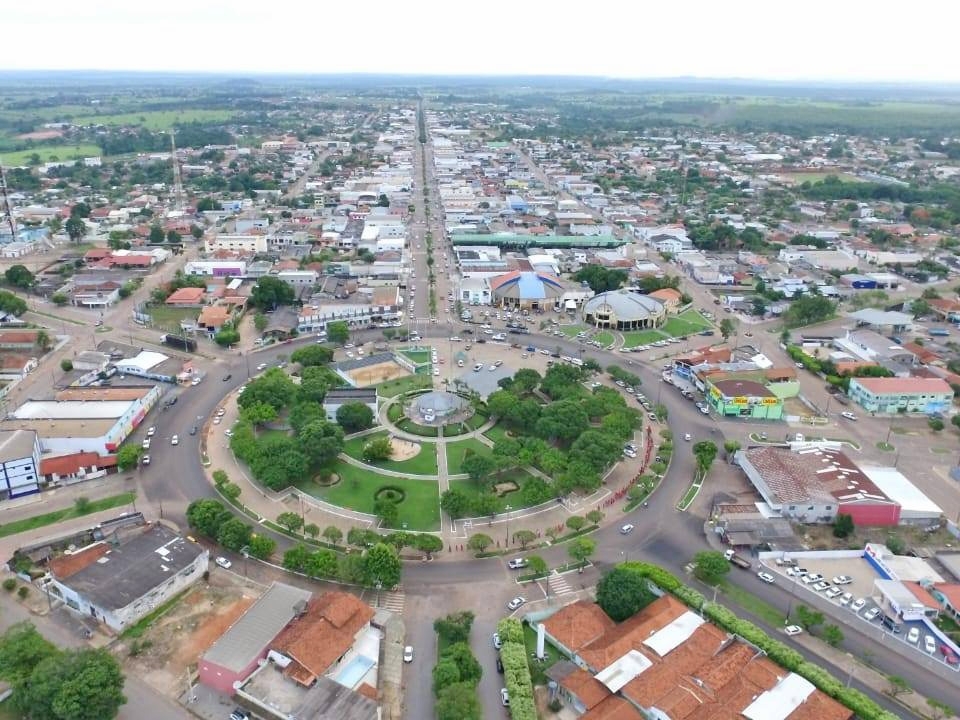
574 265 628 293
250 276 295 310
597 566 657 621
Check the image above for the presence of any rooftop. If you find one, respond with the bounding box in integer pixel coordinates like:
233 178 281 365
852 376 953 396
583 290 664 321
710 378 775 399
0 429 37 459
324 388 377 403
13 399 134 420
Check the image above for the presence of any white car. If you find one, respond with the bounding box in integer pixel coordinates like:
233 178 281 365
757 572 775 584
171 435 179 445
851 598 866 612
839 593 853 606
500 688 510 707
620 524 635 535
840 411 857 421
507 558 528 570
403 646 414 663
146 426 156 437
141 455 151 466
812 581 831 592
256 363 268 371
492 633 502 649
907 627 920 644
784 625 803 636
832 575 853 585
683 433 692 441
141 438 151 450
215 556 232 569
213 417 222 425
864 607 881 621
507 596 526 611
925 635 937 654
825 587 843 599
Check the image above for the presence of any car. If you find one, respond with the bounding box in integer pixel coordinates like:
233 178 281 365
941 643 960 665
648 412 658 421
925 635 937 654
216 408 226 417
812 581 831 592
840 411 857 421
620 524 634 535
213 417 221 425
171 435 179 445
500 688 510 707
787 566 808 577
229 709 249 720
141 455 151 466
496 656 504 673
839 593 853 606
615 380 626 387
256 363 268 371
699 406 710 414
757 572 775 584
623 449 637 458
141 438 151 450
403 646 414 663
492 633 502 649
189 425 198 436
222 374 232 381
784 625 803 636
802 573 823 584
146 426 156 437
507 596 526 611
191 376 202 386
864 607 881 621
433 368 440 376
473 363 483 372
215 556 232 569
507 558 528 570
225 429 234 438
907 627 921 644
795 362 804 369
851 598 866 612
824 587 843 599
832 575 853 585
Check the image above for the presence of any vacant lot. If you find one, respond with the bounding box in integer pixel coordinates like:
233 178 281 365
76 109 235 130
145 305 199 333
1 143 103 166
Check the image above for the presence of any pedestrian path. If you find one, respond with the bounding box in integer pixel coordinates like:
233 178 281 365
548 572 574 597
373 591 406 614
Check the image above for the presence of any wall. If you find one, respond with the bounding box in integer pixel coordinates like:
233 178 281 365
839 501 900 527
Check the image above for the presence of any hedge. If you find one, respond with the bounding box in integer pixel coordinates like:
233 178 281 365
497 617 525 645
500 641 537 720
621 562 899 720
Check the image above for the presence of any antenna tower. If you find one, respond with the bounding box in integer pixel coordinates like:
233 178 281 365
0 161 16 242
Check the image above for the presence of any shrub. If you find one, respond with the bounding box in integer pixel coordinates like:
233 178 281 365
2 578 16 591
496 617 524 645
500 641 537 720
17 586 29 599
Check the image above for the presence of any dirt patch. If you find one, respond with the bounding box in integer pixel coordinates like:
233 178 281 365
122 578 258 696
389 437 420 461
493 481 519 497
17 129 64 141
347 360 409 387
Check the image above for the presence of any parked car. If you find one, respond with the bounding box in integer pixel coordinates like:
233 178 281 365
824 587 843 599
907 627 921 644
851 598 867 612
492 633 502 649
832 575 853 585
840 411 857 421
146 426 156 437
500 688 510 706
215 557 232 569
925 635 937 654
802 573 823 584
496 656 504 673
941 644 960 665
403 646 414 663
864 607 881 621
812 581 831 592
507 596 526 611
229 709 249 720
839 593 853 606
784 625 803 636
141 455 150 466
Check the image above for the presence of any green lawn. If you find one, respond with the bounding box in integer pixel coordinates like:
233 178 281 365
483 424 512 445
377 373 431 398
297 462 440 531
558 324 588 338
446 438 493 475
449 468 539 512
342 431 438 475
1 143 103 165
594 331 615 347
399 349 431 365
145 304 200 332
523 621 563 686
79 109 235 130
0 699 21 720
662 310 713 338
622 329 668 347
0 492 137 538
718 579 786 627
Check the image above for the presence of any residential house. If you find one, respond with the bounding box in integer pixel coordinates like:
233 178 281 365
70 279 121 308
647 287 683 314
197 305 233 333
0 330 42 350
165 287 206 307
40 451 116 485
0 353 38 380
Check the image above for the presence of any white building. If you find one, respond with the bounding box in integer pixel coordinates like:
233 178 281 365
276 270 318 291
184 260 248 277
204 234 268 254
0 429 41 502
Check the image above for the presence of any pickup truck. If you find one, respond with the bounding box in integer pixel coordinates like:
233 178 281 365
724 549 752 570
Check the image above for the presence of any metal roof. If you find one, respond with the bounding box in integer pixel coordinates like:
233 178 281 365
202 582 312 672
742 673 815 720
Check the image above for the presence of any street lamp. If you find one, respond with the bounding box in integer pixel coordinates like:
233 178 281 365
240 545 250 579
375 579 382 608
504 505 512 545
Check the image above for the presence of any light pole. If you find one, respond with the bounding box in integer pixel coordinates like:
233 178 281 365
240 545 250 579
375 579 382 608
504 504 512 546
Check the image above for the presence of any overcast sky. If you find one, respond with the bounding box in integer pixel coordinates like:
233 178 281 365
4 0 958 83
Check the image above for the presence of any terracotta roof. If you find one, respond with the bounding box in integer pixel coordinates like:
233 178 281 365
165 287 205 304
903 581 941 610
198 305 230 327
648 288 683 303
579 595 688 670
0 353 32 370
581 695 644 720
0 330 39 344
542 599 616 653
271 591 375 686
902 342 939 364
934 583 960 610
356 683 378 701
48 543 108 580
852 376 953 395
560 666 610 710
40 451 115 476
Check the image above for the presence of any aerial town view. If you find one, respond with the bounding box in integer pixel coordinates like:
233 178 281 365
2 3 960 720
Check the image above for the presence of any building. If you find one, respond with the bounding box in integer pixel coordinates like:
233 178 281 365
322 388 377 422
39 451 116 485
704 378 783 420
733 445 943 526
647 287 683 313
47 523 207 632
70 279 122 308
489 270 566 310
848 376 953 414
200 582 313 694
0 429 41 501
541 595 852 720
582 290 665 330
165 287 206 306
205 234 269 254
184 260 248 277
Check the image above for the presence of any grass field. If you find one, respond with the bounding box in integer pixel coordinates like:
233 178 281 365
483 424 511 445
1 143 103 166
0 492 136 538
445 438 493 475
449 468 539 513
778 171 863 185
145 304 200 333
342 431 439 475
377 373 431 398
399 349 432 365
622 329 668 347
662 309 712 337
594 331 615 347
297 463 440 531
77 109 235 130
558 324 588 338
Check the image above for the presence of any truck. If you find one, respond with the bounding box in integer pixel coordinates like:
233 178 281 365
160 334 197 352
724 549 752 570
929 328 950 337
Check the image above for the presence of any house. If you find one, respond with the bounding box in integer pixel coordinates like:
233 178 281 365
0 353 38 379
848 376 953 414
323 389 378 423
0 330 42 350
197 305 232 333
46 523 207 632
70 279 121 308
165 287 206 307
40 451 116 485
647 287 683 314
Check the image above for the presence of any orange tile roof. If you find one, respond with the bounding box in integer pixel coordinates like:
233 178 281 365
356 683 378 701
561 667 610 710
579 595 688 670
581 695 644 720
40 452 115 476
649 288 683 303
935 583 960 610
48 543 108 580
903 582 941 610
0 330 39 344
542 599 616 653
165 287 205 304
198 305 230 327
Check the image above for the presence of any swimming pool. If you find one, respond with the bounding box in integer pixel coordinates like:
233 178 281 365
335 655 375 689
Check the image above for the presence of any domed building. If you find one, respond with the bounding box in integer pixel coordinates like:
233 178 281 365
490 270 565 311
414 391 467 421
583 290 665 330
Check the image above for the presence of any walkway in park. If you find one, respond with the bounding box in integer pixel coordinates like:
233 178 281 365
202 389 653 557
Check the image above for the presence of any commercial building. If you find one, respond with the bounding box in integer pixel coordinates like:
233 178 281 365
704 378 784 420
184 260 247 277
848 376 953 414
0 429 41 501
582 290 665 330
489 270 566 310
541 595 852 720
47 523 207 632
205 234 269 254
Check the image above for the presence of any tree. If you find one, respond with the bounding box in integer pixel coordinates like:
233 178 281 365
436 682 481 720
692 440 718 475
568 537 596 568
374 498 399 527
719 317 737 340
250 276 295 310
326 320 350 345
283 543 314 572
321 525 342 545
116 445 141 471
60 359 73 372
526 555 548 577
51 292 68 306
434 611 475 644
573 265 628 293
832 513 854 538
586 509 604 525
467 533 493 553
566 516 586 532
347 527 380 549
440 488 472 519
887 675 910 698
190 224 204 240
186 498 232 538
439 642 482 684
254 314 268 332
822 624 844 647
462 453 496 487
363 543 401 588
910 298 933 318
240 401 278 427
0 622 58 687
512 530 536 549
148 224 165 244
928 417 945 432
363 437 393 462
216 517 252 551
5 264 34 289
693 550 730 583
432 660 461 695
14 648 126 720
795 605 824 631
336 402 375 432
782 295 835 328
277 511 304 534
298 419 344 467
65 216 86 242
290 345 333 367
596 566 657 621
413 533 444 558
247 535 276 560
165 229 181 244
511 368 541 395
535 399 589 443
214 327 240 347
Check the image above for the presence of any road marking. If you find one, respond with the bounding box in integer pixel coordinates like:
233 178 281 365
372 591 405 614
548 572 573 596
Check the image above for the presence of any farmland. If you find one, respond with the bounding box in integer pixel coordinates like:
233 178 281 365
0 143 103 165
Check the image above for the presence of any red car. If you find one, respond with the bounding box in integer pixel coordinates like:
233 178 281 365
941 643 959 665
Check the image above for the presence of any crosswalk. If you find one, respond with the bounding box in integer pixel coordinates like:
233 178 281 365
548 572 574 597
372 591 406 614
